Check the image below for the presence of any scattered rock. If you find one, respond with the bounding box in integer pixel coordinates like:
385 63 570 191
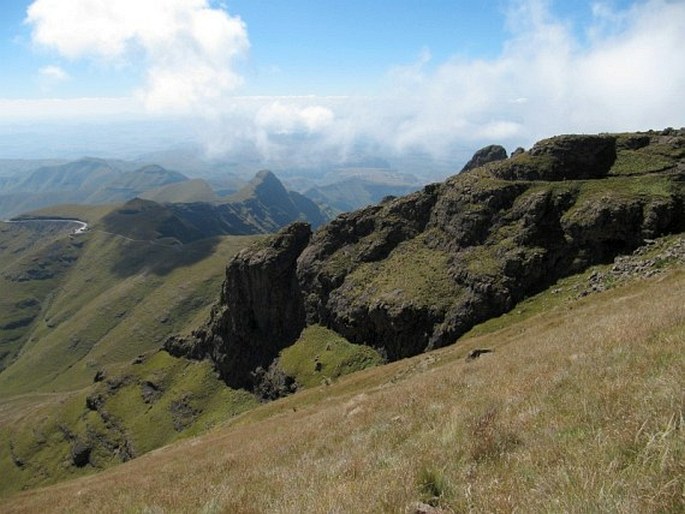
85 393 104 411
93 369 106 382
141 381 163 404
105 375 130 393
466 348 493 361
578 236 685 298
70 440 91 467
131 354 145 365
170 394 201 431
413 501 445 514
251 361 298 401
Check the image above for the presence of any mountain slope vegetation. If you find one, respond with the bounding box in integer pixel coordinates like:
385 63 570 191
0 168 328 392
2 243 682 512
172 129 685 389
0 129 683 508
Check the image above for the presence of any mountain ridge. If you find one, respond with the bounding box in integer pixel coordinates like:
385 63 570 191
167 129 685 389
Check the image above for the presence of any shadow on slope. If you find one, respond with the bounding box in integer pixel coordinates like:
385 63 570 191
100 198 223 278
108 236 222 278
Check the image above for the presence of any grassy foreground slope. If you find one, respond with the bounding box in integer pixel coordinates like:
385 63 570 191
3 254 682 512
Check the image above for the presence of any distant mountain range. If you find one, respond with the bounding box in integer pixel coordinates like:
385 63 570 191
0 156 426 219
0 158 187 219
98 170 329 243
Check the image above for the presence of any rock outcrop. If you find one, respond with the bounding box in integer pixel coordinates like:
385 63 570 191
461 144 508 172
166 222 311 388
167 129 685 388
489 134 617 181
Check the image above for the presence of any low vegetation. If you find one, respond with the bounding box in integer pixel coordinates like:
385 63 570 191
0 225 261 396
277 325 384 388
2 251 682 512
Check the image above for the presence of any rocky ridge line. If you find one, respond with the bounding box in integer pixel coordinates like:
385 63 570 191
166 129 685 390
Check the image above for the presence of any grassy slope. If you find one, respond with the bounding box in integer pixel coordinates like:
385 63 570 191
0 222 79 370
0 217 262 396
2 257 682 512
0 352 259 496
278 325 384 388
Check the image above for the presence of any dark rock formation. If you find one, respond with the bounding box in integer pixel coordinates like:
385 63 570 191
490 134 617 181
70 440 91 467
141 380 163 404
166 222 312 389
166 130 685 389
461 144 508 172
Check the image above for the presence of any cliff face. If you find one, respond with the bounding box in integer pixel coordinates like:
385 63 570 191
166 223 311 388
167 129 685 386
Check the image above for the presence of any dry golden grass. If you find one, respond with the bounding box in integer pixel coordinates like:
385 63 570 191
2 269 684 513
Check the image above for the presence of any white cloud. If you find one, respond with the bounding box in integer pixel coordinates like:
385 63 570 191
39 64 69 82
15 0 685 172
26 0 249 112
0 97 141 121
255 102 334 135
377 0 685 151
202 0 685 169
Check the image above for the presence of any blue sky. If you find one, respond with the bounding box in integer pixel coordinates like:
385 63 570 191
2 0 632 98
0 0 684 164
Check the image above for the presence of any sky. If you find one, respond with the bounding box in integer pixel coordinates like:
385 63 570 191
0 0 684 169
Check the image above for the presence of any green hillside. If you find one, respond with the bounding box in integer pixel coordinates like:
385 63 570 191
0 217 254 397
0 129 682 508
1 243 682 512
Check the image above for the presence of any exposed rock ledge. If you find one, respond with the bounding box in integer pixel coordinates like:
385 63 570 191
166 129 685 389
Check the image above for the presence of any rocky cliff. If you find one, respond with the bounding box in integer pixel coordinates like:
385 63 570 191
167 129 685 388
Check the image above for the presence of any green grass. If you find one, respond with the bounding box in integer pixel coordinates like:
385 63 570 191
559 174 679 225
0 228 261 396
0 351 258 496
0 222 84 370
3 258 682 512
609 149 675 176
278 325 384 388
343 234 461 310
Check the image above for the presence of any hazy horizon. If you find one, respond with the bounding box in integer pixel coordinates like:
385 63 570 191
1 0 684 173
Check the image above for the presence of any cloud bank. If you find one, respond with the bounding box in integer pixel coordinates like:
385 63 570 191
26 0 249 112
20 0 685 171
199 0 685 168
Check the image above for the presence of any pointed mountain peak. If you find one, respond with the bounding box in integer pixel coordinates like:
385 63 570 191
251 169 280 185
239 169 289 199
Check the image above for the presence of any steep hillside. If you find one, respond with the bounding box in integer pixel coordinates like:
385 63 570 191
0 159 189 219
170 130 685 388
0 214 263 397
226 170 329 230
1 129 683 505
2 243 682 512
0 221 81 370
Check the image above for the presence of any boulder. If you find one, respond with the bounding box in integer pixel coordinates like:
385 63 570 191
461 144 508 172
